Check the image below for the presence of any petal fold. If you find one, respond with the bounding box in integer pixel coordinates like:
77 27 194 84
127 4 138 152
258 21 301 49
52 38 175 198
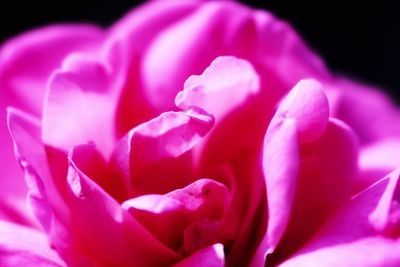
110 108 214 197
175 56 260 121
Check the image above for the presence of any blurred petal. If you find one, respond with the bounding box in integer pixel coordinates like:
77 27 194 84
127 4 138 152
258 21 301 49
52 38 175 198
0 24 100 225
357 139 400 192
0 24 103 115
276 79 329 143
43 53 121 156
67 146 181 266
0 99 27 225
254 12 331 88
142 1 255 111
250 117 298 267
0 220 66 267
173 243 225 267
7 108 75 262
108 0 200 134
269 119 358 264
280 169 400 267
7 108 69 226
328 78 400 145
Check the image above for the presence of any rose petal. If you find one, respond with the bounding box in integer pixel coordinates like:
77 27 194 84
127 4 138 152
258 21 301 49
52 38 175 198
122 179 230 251
108 0 200 135
254 79 329 260
110 108 214 197
142 1 256 111
7 108 69 229
7 108 76 262
268 118 358 264
279 169 400 267
253 12 331 89
0 220 66 267
67 146 181 266
0 24 100 225
0 24 103 116
276 79 329 143
176 56 259 120
173 243 225 267
327 78 400 144
43 53 123 156
357 139 400 192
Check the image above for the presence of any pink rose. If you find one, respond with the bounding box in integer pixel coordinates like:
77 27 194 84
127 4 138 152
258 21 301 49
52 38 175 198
1 1 399 266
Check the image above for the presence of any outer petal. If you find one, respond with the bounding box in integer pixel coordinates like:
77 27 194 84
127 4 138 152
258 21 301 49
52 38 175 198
0 109 29 225
176 56 263 266
357 139 400 192
252 80 359 266
142 1 256 111
106 0 200 135
7 108 79 263
253 118 299 265
0 24 103 116
7 108 69 225
254 80 329 261
0 220 66 267
327 78 400 145
173 244 225 267
67 145 181 266
280 169 400 267
42 53 121 156
0 25 101 225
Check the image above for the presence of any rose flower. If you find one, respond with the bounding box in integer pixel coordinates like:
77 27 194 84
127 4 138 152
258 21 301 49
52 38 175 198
1 1 399 267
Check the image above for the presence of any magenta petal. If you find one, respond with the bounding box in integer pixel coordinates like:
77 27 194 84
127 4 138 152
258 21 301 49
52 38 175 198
0 24 102 116
0 220 66 267
280 169 400 267
142 1 254 111
276 79 329 143
111 108 214 196
328 78 400 144
43 53 122 156
175 56 260 121
252 118 299 266
7 108 69 229
67 146 180 266
173 244 225 267
357 139 400 192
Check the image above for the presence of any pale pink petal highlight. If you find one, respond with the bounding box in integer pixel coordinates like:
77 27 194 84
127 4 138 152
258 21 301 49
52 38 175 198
42 54 122 156
176 56 259 121
0 220 66 267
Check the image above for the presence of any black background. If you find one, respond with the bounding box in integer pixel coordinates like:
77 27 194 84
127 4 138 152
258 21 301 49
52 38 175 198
1 0 399 100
